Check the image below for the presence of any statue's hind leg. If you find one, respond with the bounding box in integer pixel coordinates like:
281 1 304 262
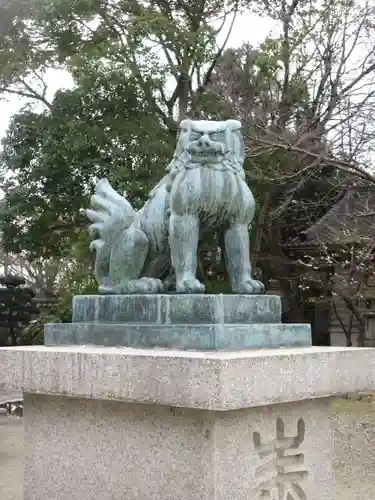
222 223 265 295
101 227 163 294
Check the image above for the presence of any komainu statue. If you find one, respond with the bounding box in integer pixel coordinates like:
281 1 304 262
87 119 265 295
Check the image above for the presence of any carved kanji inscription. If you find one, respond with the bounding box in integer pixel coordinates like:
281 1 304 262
253 417 308 499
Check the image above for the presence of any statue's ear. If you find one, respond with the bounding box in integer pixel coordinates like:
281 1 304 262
173 120 191 160
180 119 192 131
236 130 245 163
225 119 242 131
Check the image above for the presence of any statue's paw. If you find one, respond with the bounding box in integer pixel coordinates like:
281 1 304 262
98 279 119 294
128 277 164 294
98 285 116 295
98 278 163 294
236 279 265 295
176 277 205 294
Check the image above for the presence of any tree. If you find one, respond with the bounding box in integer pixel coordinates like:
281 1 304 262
0 275 38 346
293 184 375 346
0 0 244 259
0 251 60 295
0 68 174 257
2 0 375 314
0 4 55 108
200 0 375 326
205 0 375 183
0 0 243 122
33 0 242 122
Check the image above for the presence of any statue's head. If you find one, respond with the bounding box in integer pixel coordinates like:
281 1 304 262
173 119 245 167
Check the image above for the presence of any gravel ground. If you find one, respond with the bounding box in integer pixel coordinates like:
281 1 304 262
0 399 374 499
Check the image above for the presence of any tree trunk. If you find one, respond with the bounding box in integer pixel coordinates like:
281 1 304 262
339 294 366 347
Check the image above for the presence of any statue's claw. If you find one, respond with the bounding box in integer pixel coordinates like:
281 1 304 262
236 279 265 295
176 277 205 294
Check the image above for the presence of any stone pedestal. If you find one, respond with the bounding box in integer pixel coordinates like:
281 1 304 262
1 294 375 499
44 294 311 350
1 345 375 500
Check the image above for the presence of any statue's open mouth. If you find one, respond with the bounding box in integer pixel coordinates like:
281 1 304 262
187 151 223 164
190 151 222 157
186 141 226 163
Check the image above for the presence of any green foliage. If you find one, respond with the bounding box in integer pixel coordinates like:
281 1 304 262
0 0 365 306
23 271 97 344
22 314 59 345
0 275 38 346
0 0 245 264
57 274 97 323
0 68 173 257
21 0 239 123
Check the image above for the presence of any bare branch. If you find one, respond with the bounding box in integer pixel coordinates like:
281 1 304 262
192 9 237 104
0 82 52 109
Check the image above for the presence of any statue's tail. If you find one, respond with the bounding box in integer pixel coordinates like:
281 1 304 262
86 179 136 283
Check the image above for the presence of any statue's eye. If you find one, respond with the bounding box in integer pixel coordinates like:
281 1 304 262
211 132 224 142
190 132 201 141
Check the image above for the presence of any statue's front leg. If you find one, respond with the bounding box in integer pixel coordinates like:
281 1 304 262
223 223 265 294
169 213 205 293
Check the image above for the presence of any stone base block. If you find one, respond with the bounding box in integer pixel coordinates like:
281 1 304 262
48 294 311 350
44 322 312 350
23 393 332 500
72 294 282 324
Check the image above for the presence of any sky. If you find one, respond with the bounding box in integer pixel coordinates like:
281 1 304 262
0 13 278 139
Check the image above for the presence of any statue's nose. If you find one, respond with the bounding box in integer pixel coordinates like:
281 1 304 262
197 134 211 148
